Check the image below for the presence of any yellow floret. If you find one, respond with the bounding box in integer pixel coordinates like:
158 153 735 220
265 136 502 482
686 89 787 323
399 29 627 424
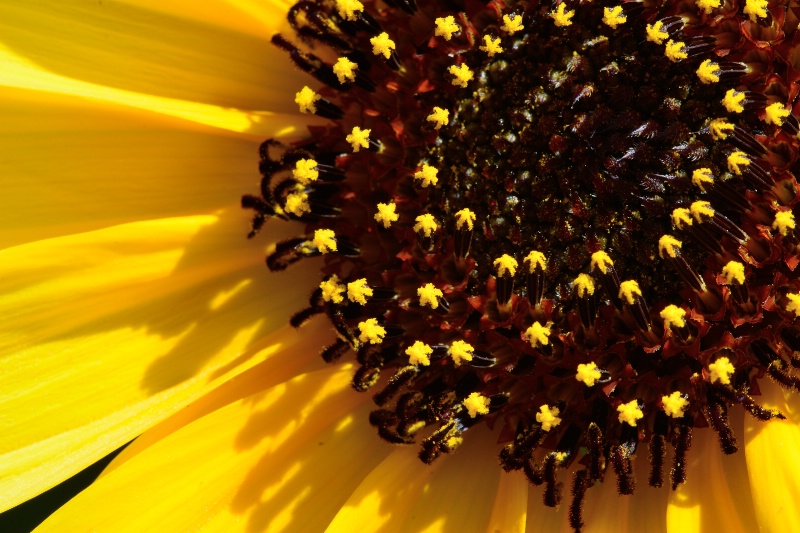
658 235 683 259
550 3 575 27
358 318 386 344
346 126 371 153
727 151 750 175
696 59 720 84
524 250 547 272
590 250 614 274
347 278 373 305
449 340 475 366
319 275 345 304
295 86 320 114
709 118 735 140
574 273 595 298
692 168 715 191
660 304 686 331
743 0 769 22
448 64 474 88
427 107 450 129
662 391 690 418
690 200 715 222
284 191 310 217
335 0 364 20
765 102 791 126
434 16 460 40
414 214 438 237
696 0 722 13
414 164 439 187
374 202 399 228
773 211 796 236
576 362 602 386
617 400 644 426
721 260 746 285
786 293 800 317
463 392 491 417
645 21 669 44
524 322 551 348
370 32 396 59
671 208 693 229
664 40 687 62
535 405 562 431
501 13 524 34
708 356 735 385
494 254 518 277
418 283 443 309
406 340 433 366
602 6 627 28
479 35 504 57
723 89 745 114
455 208 477 231
293 158 319 184
313 228 337 254
619 280 642 305
332 57 358 84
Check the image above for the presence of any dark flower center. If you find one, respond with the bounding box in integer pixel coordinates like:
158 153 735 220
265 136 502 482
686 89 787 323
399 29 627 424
244 0 800 528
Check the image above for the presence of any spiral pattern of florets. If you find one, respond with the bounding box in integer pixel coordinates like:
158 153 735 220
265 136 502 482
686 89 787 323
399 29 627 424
244 0 800 528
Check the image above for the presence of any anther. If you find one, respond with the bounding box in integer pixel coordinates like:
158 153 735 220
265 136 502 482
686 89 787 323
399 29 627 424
542 452 564 506
611 443 636 495
494 254 518 305
574 273 597 328
426 107 450 129
773 211 796 237
413 164 438 187
696 0 722 13
743 0 770 22
346 126 376 153
764 102 791 126
294 85 344 119
619 280 651 331
500 13 524 35
524 251 547 306
671 420 692 489
721 260 749 306
524 322 551 349
374 365 418 405
454 208 476 260
434 16 460 40
417 283 445 310
569 470 589 530
590 251 623 309
448 64 474 88
550 3 575 27
658 235 707 293
479 35 503 56
705 391 738 454
374 202 399 228
602 6 627 28
576 362 602 386
586 422 606 480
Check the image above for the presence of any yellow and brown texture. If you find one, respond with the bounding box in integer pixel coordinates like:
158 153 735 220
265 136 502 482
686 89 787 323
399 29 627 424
244 0 800 529
1 0 800 531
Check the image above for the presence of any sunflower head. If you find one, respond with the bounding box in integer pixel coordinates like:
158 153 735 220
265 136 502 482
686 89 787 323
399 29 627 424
244 0 800 528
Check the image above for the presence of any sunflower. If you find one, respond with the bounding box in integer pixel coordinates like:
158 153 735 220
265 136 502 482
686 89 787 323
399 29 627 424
3 0 800 531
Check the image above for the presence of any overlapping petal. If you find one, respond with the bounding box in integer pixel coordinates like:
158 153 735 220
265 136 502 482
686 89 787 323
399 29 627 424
34 364 394 532
745 382 800 532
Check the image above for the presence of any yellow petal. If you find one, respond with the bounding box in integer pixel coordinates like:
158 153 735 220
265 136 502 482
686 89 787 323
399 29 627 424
117 0 295 39
0 1 313 125
0 210 320 511
745 381 800 532
667 409 758 532
36 365 390 532
328 425 507 532
0 86 305 249
487 469 529 533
